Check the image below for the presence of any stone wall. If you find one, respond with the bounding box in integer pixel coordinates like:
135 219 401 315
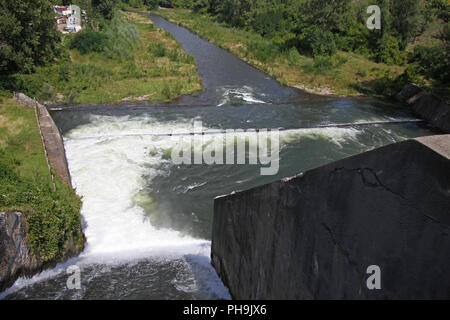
211 135 450 299
0 212 81 292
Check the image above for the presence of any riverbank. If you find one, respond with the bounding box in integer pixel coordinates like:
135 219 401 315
0 11 202 105
0 98 84 291
151 8 406 98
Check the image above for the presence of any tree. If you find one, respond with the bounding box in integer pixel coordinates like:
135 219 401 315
0 0 61 74
390 0 427 49
92 0 116 19
144 0 159 10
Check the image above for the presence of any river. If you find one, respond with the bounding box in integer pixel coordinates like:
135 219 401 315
1 14 437 299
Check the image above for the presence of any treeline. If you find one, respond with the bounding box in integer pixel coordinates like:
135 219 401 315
154 0 450 86
0 0 62 75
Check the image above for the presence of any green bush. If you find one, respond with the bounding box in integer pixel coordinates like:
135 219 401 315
376 35 406 65
247 38 280 62
168 48 181 61
337 23 371 54
12 73 55 101
401 63 423 84
149 42 167 57
58 65 72 82
102 14 141 60
145 0 159 10
70 13 141 61
161 82 171 99
70 31 108 54
286 47 301 65
408 45 449 83
297 26 337 57
371 73 407 97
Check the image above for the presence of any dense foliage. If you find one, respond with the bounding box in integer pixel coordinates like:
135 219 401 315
0 155 84 261
155 0 449 86
0 0 62 74
70 13 141 59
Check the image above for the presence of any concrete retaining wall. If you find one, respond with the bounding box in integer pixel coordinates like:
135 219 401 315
211 135 450 299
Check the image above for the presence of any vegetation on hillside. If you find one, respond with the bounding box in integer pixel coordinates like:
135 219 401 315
0 0 448 101
150 0 449 98
152 8 402 96
0 99 84 262
0 0 201 104
0 0 62 74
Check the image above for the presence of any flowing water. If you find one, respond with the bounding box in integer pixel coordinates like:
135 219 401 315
1 14 438 300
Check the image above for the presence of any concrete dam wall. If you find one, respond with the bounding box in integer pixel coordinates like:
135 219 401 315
13 92 72 186
211 135 450 299
396 84 450 133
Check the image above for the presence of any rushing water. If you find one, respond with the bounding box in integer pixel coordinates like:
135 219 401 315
1 14 437 300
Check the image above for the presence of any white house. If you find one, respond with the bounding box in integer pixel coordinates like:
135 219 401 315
54 4 82 33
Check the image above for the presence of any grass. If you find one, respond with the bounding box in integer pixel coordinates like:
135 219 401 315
152 8 406 97
0 98 84 262
3 11 202 105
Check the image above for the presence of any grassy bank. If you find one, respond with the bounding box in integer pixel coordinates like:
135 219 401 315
152 8 407 97
1 11 202 105
0 98 84 262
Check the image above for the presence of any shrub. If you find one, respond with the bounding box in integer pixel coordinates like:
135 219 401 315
247 38 280 62
168 48 181 61
286 47 301 65
161 82 171 99
145 0 159 10
58 65 71 82
12 73 50 100
102 14 141 60
297 26 337 57
401 63 423 84
357 69 367 77
70 31 108 54
408 45 449 83
375 35 406 65
149 42 167 57
371 73 407 97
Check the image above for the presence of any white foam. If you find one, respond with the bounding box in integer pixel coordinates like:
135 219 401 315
279 127 361 148
1 114 361 299
1 114 231 299
217 86 266 106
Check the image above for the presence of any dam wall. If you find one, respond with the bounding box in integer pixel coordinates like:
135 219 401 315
211 135 450 299
13 93 72 186
396 84 450 133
